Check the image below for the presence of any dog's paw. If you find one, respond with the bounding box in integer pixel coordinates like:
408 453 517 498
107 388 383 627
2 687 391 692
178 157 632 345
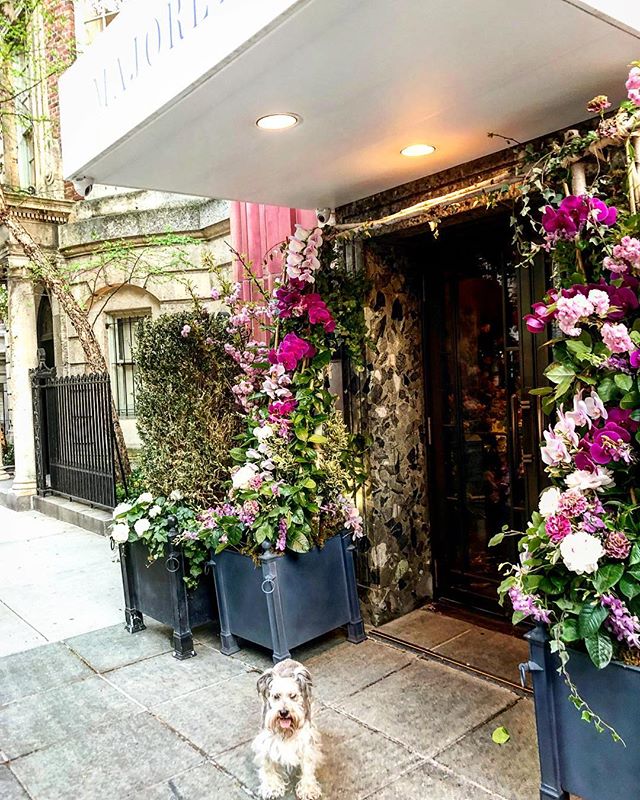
296 779 322 800
259 779 287 799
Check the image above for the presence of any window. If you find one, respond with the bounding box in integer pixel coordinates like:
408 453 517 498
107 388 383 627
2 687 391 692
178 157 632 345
13 52 36 190
108 314 147 417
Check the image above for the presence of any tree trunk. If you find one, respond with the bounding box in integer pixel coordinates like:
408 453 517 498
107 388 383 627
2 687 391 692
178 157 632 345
0 188 132 480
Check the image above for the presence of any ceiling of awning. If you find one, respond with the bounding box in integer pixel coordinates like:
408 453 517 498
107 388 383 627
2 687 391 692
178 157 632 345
59 0 640 209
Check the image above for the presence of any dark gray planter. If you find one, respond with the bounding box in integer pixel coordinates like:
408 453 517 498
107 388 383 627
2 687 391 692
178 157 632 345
119 532 216 659
210 531 366 663
523 625 640 800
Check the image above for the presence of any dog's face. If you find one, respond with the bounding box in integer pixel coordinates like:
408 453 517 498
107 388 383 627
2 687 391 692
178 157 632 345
257 660 312 737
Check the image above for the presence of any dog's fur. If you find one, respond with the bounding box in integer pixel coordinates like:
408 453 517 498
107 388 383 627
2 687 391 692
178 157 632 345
252 659 322 799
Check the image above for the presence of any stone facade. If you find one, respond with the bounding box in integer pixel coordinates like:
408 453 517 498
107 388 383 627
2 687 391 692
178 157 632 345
354 242 431 625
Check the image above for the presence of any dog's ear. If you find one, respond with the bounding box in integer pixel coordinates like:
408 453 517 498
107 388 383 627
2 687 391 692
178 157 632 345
257 669 274 700
293 664 313 719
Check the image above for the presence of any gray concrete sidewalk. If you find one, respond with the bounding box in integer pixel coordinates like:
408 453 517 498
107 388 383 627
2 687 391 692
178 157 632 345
0 508 543 799
0 506 122 656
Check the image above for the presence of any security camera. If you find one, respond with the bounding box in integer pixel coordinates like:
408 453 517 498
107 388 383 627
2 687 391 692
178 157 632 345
72 176 94 197
316 208 335 227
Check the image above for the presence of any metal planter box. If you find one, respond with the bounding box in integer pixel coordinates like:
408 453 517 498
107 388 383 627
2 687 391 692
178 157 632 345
210 532 366 663
525 625 640 800
119 538 216 659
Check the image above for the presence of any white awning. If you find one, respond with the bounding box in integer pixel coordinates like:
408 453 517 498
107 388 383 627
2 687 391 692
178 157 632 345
59 0 640 209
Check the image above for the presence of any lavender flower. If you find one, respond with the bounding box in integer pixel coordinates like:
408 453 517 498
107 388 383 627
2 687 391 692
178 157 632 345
508 586 551 624
602 595 640 649
276 518 288 552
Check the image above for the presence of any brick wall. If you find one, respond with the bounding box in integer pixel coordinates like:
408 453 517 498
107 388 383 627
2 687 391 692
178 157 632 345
43 0 77 199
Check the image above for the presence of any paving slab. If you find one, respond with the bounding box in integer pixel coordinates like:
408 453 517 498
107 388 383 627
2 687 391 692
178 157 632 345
0 675 139 759
0 507 72 544
0 600 47 657
338 659 517 758
367 760 497 799
0 564 123 641
304 639 414 703
106 645 248 708
216 707 423 800
0 642 92 705
436 697 539 800
0 765 29 800
65 621 173 672
375 609 472 649
153 670 261 756
10 712 202 800
432 626 529 685
125 760 251 800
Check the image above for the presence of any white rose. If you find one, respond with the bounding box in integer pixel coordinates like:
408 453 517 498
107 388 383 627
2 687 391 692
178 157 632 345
253 425 274 442
134 518 151 535
538 487 561 517
232 463 258 490
148 504 162 518
112 502 132 520
565 467 615 492
560 531 604 575
136 492 153 505
111 523 130 543
169 489 183 501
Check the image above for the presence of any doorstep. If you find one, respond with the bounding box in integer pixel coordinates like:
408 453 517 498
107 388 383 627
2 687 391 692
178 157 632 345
0 480 112 536
371 605 530 693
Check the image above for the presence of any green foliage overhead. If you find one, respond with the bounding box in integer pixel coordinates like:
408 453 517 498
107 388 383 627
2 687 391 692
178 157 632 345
134 309 240 507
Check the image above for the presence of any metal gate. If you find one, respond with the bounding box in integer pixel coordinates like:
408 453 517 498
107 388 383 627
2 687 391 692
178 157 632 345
31 352 117 509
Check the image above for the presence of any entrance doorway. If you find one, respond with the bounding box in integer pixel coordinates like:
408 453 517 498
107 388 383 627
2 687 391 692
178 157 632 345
36 292 55 368
425 216 546 613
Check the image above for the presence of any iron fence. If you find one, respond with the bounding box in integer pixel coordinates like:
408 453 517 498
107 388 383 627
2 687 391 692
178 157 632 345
31 355 116 509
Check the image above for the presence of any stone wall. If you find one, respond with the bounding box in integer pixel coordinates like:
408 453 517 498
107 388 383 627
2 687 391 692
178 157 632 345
354 242 431 625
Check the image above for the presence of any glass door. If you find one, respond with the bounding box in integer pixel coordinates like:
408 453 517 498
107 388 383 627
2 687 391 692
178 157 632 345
426 216 544 612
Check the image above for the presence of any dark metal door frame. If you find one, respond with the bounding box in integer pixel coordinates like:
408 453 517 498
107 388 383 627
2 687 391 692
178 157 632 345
422 215 547 614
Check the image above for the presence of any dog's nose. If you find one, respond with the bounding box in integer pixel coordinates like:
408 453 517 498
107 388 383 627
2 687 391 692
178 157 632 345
279 709 290 718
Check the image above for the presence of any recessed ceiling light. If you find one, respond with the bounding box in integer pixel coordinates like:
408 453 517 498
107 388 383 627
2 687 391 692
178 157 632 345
401 143 436 157
256 113 301 130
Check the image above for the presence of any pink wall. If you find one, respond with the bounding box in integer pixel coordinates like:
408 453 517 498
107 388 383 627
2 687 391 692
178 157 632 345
230 202 317 300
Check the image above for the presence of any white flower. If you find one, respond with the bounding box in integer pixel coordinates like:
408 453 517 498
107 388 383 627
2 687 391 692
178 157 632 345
565 467 615 492
112 502 132 519
232 463 258 490
111 523 130 543
560 531 604 575
253 425 274 442
148 504 162 518
538 487 561 517
169 489 183 501
246 448 261 460
136 492 153 505
134 518 151 535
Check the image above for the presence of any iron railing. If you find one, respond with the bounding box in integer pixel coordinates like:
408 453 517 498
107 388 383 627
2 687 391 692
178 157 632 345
31 354 116 509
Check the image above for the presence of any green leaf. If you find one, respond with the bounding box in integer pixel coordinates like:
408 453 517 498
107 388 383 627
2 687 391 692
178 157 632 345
585 631 613 670
544 362 576 385
578 603 609 639
620 392 640 410
294 426 309 442
619 575 640 601
287 531 310 553
308 434 328 444
560 617 581 642
529 387 553 396
593 563 624 594
626 564 640 581
491 726 510 745
229 447 247 462
630 543 640 565
254 523 272 545
615 374 634 392
488 532 505 547
597 378 616 403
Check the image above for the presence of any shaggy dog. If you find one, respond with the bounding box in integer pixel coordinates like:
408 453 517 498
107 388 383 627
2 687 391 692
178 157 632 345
252 659 322 799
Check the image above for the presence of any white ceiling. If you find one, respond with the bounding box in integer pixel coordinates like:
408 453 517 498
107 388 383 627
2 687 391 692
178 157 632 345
60 0 640 209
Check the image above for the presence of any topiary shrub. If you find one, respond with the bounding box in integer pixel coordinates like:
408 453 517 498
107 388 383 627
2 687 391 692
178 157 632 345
134 309 240 507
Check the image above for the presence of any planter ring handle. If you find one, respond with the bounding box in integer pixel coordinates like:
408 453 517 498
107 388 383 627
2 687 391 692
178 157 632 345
261 576 276 595
165 555 180 573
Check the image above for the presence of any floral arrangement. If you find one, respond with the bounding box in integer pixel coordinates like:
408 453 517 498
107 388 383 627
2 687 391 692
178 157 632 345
494 65 640 740
199 224 367 556
111 490 207 588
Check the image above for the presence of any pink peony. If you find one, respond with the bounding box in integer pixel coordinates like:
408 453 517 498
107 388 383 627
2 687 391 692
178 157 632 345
604 530 632 560
545 514 572 542
601 322 634 354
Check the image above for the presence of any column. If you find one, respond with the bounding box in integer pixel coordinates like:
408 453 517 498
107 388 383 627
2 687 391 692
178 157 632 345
7 261 38 510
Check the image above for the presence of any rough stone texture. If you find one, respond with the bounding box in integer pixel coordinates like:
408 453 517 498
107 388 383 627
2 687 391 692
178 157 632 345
125 761 250 800
374 608 473 649
0 765 29 800
0 642 91 705
368 761 496 800
352 243 431 625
